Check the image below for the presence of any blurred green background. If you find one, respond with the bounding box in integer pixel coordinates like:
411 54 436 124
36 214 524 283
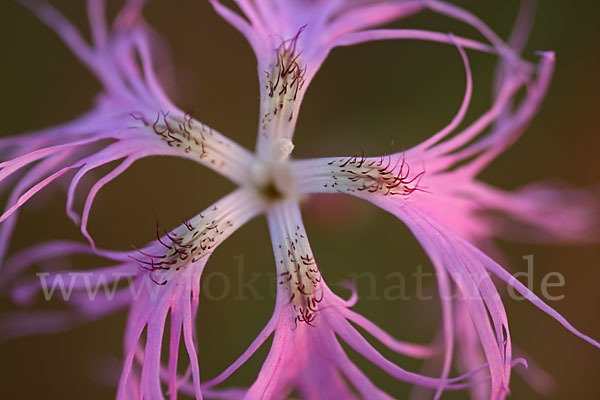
0 0 599 398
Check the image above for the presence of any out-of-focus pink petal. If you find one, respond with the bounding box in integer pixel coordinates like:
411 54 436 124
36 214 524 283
0 310 78 342
469 181 599 244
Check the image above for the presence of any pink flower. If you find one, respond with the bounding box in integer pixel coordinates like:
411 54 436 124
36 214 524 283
1 1 598 399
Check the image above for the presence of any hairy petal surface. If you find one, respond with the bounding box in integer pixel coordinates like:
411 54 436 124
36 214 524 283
1 189 263 400
208 0 527 157
176 200 499 398
290 37 598 398
0 0 255 260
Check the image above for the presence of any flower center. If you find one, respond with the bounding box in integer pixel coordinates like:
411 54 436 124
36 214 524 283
250 138 297 201
250 160 294 202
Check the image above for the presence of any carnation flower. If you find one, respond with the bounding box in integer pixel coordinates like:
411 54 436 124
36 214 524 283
1 1 598 399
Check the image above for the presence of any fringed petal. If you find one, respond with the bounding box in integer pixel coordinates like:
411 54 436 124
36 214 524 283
209 0 516 155
2 0 256 259
206 200 494 398
116 189 262 398
374 199 600 389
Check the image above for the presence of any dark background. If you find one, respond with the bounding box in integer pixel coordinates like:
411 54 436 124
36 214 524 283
0 0 599 398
